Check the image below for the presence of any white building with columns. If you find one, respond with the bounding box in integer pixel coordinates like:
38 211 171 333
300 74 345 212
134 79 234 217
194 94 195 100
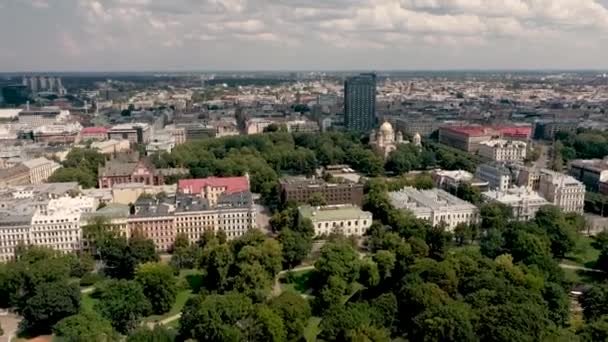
538 169 585 214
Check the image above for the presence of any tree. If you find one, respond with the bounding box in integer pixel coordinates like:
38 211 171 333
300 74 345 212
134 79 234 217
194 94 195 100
578 315 608 342
246 306 286 342
308 192 327 206
179 292 253 341
19 281 81 334
270 291 312 341
200 241 234 291
535 206 576 259
126 325 176 342
315 242 361 286
480 202 511 230
135 262 178 315
580 286 608 321
279 228 312 269
53 312 117 342
97 234 159 279
412 303 476 342
96 279 151 334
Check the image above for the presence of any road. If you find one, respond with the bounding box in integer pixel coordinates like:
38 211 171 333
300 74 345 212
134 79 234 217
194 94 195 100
559 263 604 273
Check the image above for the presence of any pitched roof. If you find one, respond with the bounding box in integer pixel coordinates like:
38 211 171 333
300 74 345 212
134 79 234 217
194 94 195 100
178 176 249 195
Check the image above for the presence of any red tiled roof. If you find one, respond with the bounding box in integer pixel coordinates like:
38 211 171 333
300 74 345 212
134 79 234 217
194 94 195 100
441 125 495 137
442 125 531 138
496 126 532 138
179 176 249 195
81 126 109 134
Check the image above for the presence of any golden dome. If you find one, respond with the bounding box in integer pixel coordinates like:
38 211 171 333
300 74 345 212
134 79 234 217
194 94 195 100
379 121 394 134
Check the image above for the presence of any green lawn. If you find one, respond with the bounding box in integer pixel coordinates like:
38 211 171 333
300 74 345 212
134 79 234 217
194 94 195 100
303 317 322 342
280 270 315 295
81 293 98 313
565 235 600 268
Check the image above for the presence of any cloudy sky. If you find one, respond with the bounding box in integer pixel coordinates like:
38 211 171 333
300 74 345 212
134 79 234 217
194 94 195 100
1 0 608 71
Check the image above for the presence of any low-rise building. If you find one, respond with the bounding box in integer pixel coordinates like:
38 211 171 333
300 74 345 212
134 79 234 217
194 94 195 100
298 205 372 237
179 176 250 206
0 164 30 187
482 187 550 221
22 157 60 184
91 139 131 155
98 155 164 188
569 159 608 192
439 125 532 152
538 169 585 213
389 187 479 230
108 123 150 145
478 139 527 162
112 183 177 205
33 123 82 144
129 198 176 252
80 126 109 141
280 178 364 206
475 163 514 191
432 169 489 193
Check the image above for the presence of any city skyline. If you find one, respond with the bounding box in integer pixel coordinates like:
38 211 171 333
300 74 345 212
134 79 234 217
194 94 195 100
2 0 608 72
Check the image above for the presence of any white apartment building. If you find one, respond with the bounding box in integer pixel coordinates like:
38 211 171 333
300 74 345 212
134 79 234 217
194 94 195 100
389 187 479 230
478 139 527 162
22 157 60 184
30 196 97 254
91 139 131 155
482 187 550 221
475 163 513 191
298 205 373 237
538 169 585 213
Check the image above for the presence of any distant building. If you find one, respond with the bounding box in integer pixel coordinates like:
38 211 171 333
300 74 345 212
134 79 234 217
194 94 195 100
299 205 372 237
22 157 60 184
108 123 151 145
280 178 364 206
394 118 439 138
569 159 608 192
369 121 408 158
91 139 131 155
178 176 250 206
98 156 164 188
478 139 527 162
475 163 514 191
80 127 109 141
482 187 550 221
432 169 489 193
176 124 216 141
0 164 30 187
18 108 69 127
286 120 320 133
439 125 532 152
538 169 585 213
33 123 82 144
389 187 479 230
344 73 376 131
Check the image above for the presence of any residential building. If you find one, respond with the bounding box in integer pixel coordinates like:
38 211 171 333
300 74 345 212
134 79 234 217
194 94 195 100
286 120 320 133
22 157 60 184
569 159 608 192
179 176 250 206
30 196 97 254
0 203 34 262
298 205 372 237
108 123 151 145
394 118 439 138
478 139 527 162
175 192 256 242
129 198 176 252
475 163 514 191
91 139 131 155
176 124 216 141
112 183 177 205
80 126 109 141
432 169 489 193
82 204 130 252
280 178 364 206
516 166 542 190
0 164 30 187
98 155 164 188
538 169 585 213
344 73 376 131
389 187 479 230
482 187 550 221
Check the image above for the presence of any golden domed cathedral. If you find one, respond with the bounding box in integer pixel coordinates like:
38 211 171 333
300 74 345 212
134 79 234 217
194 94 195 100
369 121 408 158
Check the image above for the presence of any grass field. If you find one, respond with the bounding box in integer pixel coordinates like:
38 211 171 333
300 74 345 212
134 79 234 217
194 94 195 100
565 235 600 269
280 269 315 295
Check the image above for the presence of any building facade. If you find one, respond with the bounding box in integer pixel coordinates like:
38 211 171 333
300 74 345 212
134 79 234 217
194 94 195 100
569 159 608 192
482 187 550 221
108 123 151 145
280 178 364 206
299 205 372 237
344 73 376 131
475 163 514 191
478 139 527 162
98 156 164 188
80 127 109 141
389 187 479 230
538 169 585 213
0 164 31 187
23 157 60 184
439 125 532 152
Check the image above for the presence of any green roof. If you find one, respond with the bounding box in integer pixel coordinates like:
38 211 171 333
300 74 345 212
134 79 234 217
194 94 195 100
299 205 371 222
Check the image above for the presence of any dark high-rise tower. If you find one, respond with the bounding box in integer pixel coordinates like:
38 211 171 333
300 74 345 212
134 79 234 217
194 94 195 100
344 73 376 131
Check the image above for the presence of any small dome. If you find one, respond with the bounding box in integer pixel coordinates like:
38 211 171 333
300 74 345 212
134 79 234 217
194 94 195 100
379 121 394 134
